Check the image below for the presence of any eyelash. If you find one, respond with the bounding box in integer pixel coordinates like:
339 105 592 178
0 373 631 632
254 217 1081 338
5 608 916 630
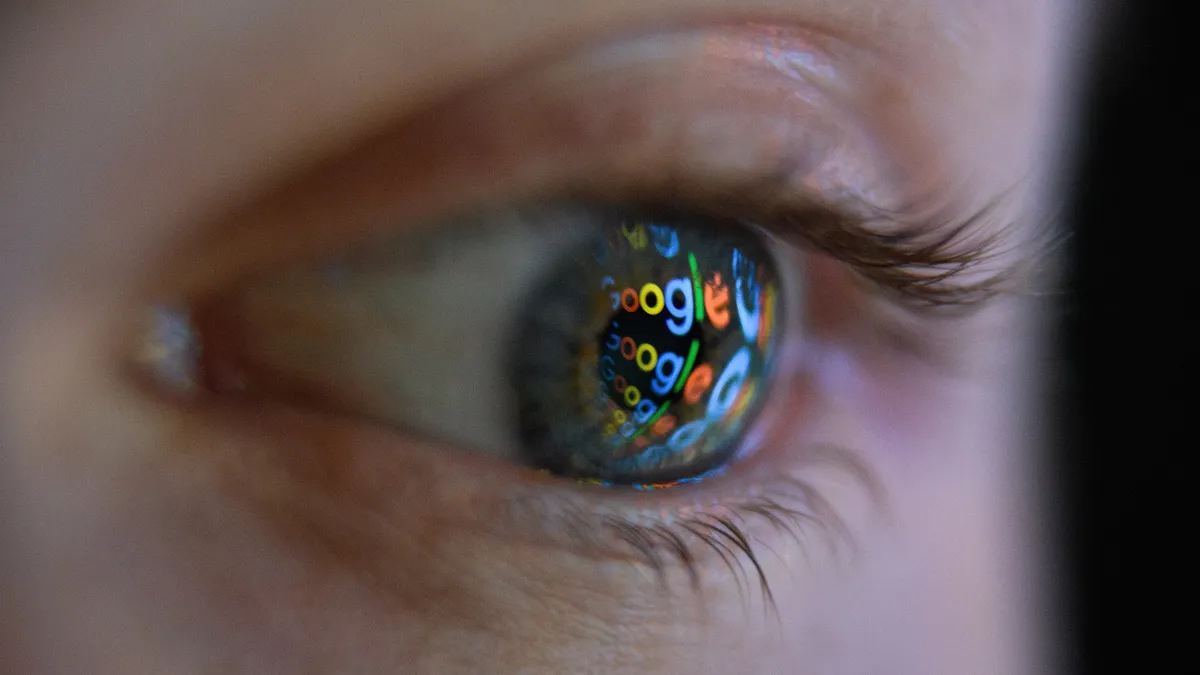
545 439 883 616
593 486 824 617
506 191 985 607
141 192 976 612
136 30 1014 612
568 172 1017 313
147 302 873 617
138 184 997 619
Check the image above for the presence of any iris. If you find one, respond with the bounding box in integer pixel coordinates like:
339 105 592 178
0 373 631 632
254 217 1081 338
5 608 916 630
511 215 782 487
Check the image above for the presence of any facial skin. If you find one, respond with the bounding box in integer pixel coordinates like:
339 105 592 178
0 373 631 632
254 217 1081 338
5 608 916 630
1 1 1080 674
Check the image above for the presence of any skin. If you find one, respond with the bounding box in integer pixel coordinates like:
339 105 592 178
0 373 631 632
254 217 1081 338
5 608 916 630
1 1 1082 673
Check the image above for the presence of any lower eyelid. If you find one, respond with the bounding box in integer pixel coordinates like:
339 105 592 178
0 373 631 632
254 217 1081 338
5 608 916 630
130 228 888 608
154 337 881 612
125 26 898 610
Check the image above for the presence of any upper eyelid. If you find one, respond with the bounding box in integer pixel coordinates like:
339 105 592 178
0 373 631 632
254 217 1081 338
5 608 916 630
162 26 1015 310
574 174 1025 312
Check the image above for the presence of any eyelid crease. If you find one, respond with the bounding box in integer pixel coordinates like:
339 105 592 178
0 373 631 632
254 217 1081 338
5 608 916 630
156 26 887 300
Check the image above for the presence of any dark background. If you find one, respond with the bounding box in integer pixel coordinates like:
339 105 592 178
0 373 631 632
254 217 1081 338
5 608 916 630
1061 1 1189 672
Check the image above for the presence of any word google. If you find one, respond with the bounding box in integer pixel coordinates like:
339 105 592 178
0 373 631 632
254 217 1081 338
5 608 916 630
596 232 768 460
510 214 780 488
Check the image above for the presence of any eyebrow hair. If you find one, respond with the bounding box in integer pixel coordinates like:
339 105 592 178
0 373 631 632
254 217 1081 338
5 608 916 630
575 168 1031 313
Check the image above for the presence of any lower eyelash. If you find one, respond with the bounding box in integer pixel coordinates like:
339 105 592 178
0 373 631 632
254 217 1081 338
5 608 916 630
144 325 879 622
564 446 879 619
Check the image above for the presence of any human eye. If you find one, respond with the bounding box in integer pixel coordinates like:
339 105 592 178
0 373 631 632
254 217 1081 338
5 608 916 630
133 23 1013 627
175 204 785 490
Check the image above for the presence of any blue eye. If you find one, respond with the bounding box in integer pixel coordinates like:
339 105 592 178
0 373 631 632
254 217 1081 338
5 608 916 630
511 215 782 487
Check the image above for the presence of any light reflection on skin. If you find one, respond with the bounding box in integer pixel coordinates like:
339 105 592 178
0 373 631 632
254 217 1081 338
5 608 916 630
0 1 1081 674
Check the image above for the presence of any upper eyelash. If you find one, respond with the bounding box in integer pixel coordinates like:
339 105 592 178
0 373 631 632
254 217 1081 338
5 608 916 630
211 219 875 611
569 169 1025 312
160 162 908 618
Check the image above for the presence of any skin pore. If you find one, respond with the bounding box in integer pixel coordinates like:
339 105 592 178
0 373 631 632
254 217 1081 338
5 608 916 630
1 1 1080 674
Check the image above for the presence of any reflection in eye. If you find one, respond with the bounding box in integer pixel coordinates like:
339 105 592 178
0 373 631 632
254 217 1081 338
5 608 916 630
116 25 1011 620
513 216 781 487
174 206 784 490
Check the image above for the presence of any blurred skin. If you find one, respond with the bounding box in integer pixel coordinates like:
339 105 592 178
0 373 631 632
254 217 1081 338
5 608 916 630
1 1 1081 674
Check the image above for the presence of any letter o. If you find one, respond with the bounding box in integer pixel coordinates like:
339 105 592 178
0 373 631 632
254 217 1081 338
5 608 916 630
639 283 665 315
621 288 639 312
635 343 658 372
624 385 641 407
620 337 636 360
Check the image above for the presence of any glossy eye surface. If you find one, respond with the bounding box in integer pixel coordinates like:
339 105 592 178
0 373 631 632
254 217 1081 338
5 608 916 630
513 214 781 486
180 206 783 489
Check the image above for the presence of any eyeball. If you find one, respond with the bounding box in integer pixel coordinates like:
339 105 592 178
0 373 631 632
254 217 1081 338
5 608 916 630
511 215 782 487
149 203 786 491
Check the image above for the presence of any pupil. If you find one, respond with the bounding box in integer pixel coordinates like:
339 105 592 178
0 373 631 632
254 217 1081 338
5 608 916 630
595 306 703 413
